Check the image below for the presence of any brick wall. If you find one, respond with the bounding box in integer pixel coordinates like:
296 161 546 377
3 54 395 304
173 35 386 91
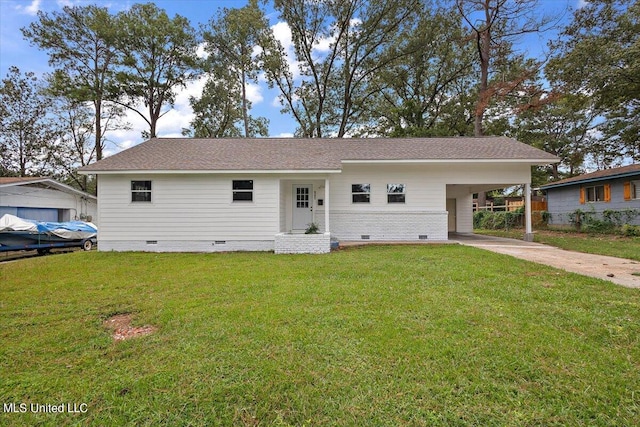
330 211 448 241
274 232 331 254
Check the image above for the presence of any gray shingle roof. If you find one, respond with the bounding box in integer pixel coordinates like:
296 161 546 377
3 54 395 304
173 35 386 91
540 164 640 189
79 136 558 173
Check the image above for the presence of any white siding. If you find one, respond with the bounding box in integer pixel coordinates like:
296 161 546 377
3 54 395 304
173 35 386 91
327 163 530 240
97 174 279 249
0 185 96 221
95 162 533 251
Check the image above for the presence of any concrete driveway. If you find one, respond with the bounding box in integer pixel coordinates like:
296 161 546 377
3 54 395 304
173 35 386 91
452 233 640 289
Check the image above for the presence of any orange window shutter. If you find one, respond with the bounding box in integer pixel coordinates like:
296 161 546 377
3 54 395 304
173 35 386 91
579 187 585 204
604 184 611 202
624 182 631 201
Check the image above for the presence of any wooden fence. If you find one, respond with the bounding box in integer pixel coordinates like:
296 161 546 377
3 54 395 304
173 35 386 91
474 200 547 212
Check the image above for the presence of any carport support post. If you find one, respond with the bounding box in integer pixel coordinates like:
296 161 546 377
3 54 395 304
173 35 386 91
324 178 330 233
524 182 534 242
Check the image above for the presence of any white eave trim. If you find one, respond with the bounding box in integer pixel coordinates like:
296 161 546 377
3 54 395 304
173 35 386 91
78 169 342 175
341 158 559 164
0 178 97 200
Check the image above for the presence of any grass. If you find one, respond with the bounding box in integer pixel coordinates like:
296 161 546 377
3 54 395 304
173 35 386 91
1 246 639 426
475 228 640 261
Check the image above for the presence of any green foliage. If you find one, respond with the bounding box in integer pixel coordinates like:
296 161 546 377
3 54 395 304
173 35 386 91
0 67 57 177
548 0 640 163
116 3 200 139
21 4 123 160
304 222 320 234
540 210 551 224
474 210 523 230
569 208 640 234
191 0 271 138
620 224 640 237
268 0 419 137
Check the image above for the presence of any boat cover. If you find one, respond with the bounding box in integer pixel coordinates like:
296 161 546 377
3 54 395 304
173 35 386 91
0 214 97 240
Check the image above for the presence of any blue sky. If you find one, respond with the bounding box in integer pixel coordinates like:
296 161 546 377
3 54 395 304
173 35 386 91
0 0 582 156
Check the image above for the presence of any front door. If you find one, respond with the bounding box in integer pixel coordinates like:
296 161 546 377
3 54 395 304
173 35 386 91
292 185 313 230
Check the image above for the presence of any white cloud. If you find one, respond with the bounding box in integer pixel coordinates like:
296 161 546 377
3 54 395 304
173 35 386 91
245 83 263 104
56 0 75 7
275 132 294 138
196 43 208 59
16 0 41 15
271 21 293 52
270 21 301 80
272 95 283 108
313 36 333 54
174 77 207 109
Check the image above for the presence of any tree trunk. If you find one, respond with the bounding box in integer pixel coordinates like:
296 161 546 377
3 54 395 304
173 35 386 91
241 67 249 138
95 99 103 160
474 25 491 138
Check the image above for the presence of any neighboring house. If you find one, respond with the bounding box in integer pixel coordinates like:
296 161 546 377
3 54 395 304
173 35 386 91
0 177 97 222
79 137 557 253
540 164 640 226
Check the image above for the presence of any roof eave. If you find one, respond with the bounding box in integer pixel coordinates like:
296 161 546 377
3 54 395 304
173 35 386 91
78 169 343 175
341 158 559 164
541 171 640 189
0 178 96 200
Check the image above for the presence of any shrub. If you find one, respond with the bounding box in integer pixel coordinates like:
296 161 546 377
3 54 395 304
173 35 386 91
474 210 522 230
305 222 320 234
602 210 623 227
473 211 488 228
620 224 640 237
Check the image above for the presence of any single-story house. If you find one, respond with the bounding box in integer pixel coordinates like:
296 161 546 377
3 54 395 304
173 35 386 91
540 164 640 226
0 177 97 222
79 137 558 253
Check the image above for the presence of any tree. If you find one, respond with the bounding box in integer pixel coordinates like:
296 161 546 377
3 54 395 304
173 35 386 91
45 98 100 192
186 76 257 138
0 67 58 177
547 0 640 163
200 0 270 137
455 0 555 136
515 92 596 182
22 5 122 161
117 3 200 139
266 0 419 137
362 5 477 137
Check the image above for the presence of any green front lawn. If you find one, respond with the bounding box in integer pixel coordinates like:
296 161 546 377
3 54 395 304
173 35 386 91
475 229 640 261
1 247 639 426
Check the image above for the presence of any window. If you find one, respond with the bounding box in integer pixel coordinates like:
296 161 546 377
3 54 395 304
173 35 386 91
232 180 253 202
352 184 370 203
387 184 406 203
296 186 310 208
631 181 639 200
585 185 605 202
131 181 152 202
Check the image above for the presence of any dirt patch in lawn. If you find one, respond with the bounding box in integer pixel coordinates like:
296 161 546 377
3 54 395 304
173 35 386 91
103 313 157 341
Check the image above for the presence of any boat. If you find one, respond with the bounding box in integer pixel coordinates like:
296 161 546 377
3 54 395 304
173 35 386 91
0 214 98 252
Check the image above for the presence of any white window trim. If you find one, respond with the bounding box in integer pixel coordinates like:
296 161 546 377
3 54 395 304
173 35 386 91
232 180 254 202
131 180 152 203
351 184 371 204
387 183 406 204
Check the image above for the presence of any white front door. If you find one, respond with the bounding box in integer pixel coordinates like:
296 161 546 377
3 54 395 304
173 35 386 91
292 185 313 230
